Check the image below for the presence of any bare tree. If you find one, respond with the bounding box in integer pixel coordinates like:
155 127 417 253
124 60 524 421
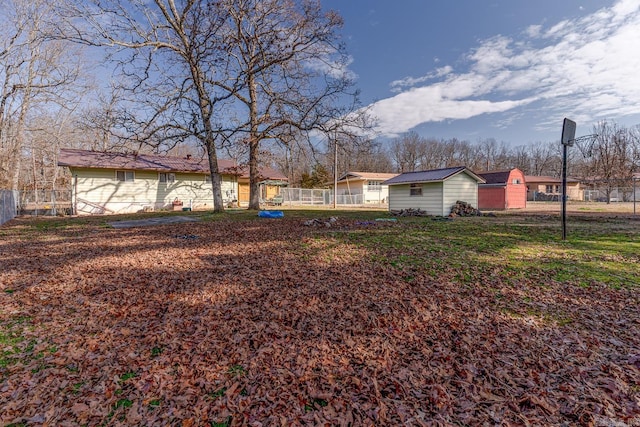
528 142 559 176
0 0 83 190
210 0 362 209
389 131 427 172
581 120 637 202
337 138 392 173
59 0 232 211
475 138 510 171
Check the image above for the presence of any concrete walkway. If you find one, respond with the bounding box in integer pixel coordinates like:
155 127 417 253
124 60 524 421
109 215 201 229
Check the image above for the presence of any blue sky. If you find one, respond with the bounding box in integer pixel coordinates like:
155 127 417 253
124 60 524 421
323 0 640 146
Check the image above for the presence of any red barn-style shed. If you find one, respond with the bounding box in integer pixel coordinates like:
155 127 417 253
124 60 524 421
477 169 527 210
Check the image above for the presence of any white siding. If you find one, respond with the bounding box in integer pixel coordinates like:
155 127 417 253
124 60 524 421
388 182 443 214
443 172 478 214
72 168 237 214
363 184 389 203
336 180 389 204
336 180 363 195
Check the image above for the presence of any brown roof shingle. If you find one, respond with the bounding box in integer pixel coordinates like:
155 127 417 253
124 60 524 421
58 148 287 181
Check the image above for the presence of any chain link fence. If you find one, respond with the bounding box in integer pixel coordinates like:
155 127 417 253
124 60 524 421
278 188 377 206
20 190 73 216
0 190 19 226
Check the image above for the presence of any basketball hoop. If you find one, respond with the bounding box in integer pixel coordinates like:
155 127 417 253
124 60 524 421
559 118 599 240
569 134 598 158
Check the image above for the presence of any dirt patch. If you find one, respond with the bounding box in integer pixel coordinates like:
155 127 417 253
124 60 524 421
524 201 638 214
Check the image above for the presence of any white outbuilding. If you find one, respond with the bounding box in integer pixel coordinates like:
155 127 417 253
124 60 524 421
383 166 485 216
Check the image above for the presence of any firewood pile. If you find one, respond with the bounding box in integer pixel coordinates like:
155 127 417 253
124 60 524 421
450 200 480 217
390 208 428 217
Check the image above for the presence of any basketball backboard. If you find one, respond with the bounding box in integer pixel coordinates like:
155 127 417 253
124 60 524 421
561 118 576 146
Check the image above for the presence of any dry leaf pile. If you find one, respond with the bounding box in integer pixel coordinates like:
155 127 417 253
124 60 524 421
0 217 639 426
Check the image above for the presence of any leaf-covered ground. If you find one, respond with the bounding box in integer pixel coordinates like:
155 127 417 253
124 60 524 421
1 212 639 426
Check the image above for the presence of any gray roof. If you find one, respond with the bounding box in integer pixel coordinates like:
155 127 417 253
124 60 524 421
383 166 485 185
478 170 512 185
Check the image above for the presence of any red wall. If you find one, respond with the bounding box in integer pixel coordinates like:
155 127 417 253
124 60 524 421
478 169 527 210
478 187 506 210
505 170 527 209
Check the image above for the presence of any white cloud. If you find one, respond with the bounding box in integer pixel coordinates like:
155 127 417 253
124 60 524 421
389 66 452 92
525 24 542 38
369 0 640 137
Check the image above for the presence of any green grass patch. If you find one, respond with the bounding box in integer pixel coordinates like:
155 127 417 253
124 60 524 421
71 382 85 394
333 216 638 289
0 316 33 370
207 387 227 400
227 365 246 377
119 371 137 382
305 398 329 412
210 417 232 427
114 398 133 409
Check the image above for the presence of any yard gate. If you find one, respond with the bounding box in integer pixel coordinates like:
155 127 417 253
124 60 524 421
0 190 19 226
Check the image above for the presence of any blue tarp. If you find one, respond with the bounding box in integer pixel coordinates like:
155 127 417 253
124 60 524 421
258 210 284 218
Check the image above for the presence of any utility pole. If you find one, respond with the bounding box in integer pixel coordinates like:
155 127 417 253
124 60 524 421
333 136 338 209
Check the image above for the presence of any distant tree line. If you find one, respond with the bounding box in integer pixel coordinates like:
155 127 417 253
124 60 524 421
270 122 640 202
1 0 639 204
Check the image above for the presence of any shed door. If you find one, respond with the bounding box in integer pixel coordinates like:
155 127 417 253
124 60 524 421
238 183 250 203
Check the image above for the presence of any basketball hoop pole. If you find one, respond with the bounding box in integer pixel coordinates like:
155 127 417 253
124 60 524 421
562 141 568 239
634 176 638 216
560 118 576 241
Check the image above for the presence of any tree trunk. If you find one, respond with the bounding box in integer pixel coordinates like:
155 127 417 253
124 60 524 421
248 74 261 210
204 134 225 213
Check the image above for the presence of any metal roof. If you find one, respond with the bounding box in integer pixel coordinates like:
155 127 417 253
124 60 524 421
58 148 287 180
477 170 512 185
383 166 485 185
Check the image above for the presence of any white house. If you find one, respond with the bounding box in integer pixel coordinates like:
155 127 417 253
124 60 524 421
58 148 287 214
335 172 398 204
383 166 485 216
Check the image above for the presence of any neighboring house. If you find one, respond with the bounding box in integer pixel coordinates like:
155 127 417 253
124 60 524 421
525 175 583 201
580 174 639 202
336 172 398 204
477 168 527 210
383 166 485 216
235 169 288 206
57 148 287 214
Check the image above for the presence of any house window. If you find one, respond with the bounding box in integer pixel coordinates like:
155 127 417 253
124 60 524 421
116 170 134 182
545 185 553 193
410 183 422 196
512 178 521 184
159 172 175 183
367 181 381 191
555 185 561 193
